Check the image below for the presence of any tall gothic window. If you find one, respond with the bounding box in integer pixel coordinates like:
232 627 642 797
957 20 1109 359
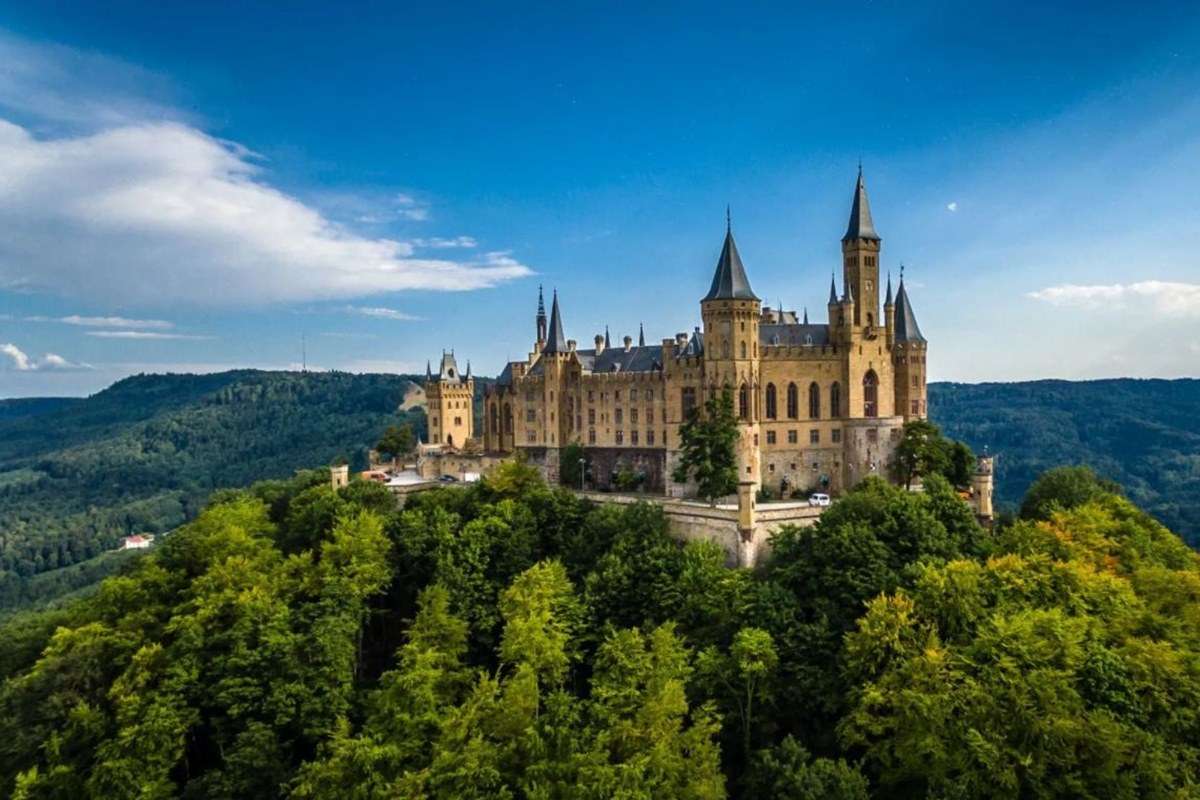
863 370 878 417
489 404 498 433
503 404 513 434
765 383 777 419
786 382 798 419
738 384 749 420
740 341 747 359
808 382 821 419
681 387 697 419
830 382 841 418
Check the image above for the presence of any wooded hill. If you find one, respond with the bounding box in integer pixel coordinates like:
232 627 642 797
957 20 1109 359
930 378 1200 546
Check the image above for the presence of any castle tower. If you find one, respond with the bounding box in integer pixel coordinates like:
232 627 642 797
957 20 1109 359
700 212 762 488
842 167 882 330
538 289 573 457
425 349 475 449
971 452 995 523
883 271 895 342
891 273 928 420
535 285 547 351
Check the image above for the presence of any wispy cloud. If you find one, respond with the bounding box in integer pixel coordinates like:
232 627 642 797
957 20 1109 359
392 193 429 221
25 314 173 329
946 201 958 212
1028 281 1200 316
344 306 422 321
1 342 91 370
85 330 214 340
410 236 477 249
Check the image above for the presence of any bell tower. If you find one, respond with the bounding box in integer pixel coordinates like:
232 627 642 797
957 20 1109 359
700 211 761 488
841 167 882 330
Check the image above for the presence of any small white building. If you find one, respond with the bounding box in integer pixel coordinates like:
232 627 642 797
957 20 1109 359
121 534 153 550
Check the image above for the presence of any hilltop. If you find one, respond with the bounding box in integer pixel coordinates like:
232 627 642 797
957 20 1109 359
0 370 430 607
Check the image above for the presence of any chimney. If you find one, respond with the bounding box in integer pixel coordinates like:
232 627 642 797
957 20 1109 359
623 335 633 352
676 332 688 346
594 334 605 354
567 339 577 352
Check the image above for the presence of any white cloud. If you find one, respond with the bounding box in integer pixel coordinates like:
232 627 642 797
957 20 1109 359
85 330 213 340
0 119 532 307
946 201 958 212
1028 280 1200 316
344 306 422 321
410 236 478 249
26 314 173 329
1 342 90 370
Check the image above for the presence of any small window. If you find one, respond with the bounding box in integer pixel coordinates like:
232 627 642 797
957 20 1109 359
832 429 842 443
616 430 624 445
647 430 655 445
867 429 878 443
588 408 595 424
588 429 596 444
632 430 639 445
911 400 920 415
787 430 798 444
631 408 639 424
615 408 623 424
766 430 776 445
810 430 820 444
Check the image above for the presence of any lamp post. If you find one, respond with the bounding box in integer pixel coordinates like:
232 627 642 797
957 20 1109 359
578 457 586 492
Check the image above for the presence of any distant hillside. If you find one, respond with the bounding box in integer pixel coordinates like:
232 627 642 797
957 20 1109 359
930 378 1200 545
0 370 431 606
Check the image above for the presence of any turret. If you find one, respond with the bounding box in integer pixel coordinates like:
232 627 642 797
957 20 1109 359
884 271 895 338
970 452 995 523
841 167 882 329
700 211 761 488
535 285 547 350
891 272 928 420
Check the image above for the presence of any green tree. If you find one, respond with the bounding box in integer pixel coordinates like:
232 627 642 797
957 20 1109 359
375 423 415 464
1019 464 1121 520
748 736 869 800
559 441 586 489
699 626 779 764
673 386 739 504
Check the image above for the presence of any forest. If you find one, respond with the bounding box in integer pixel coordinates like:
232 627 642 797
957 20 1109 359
930 378 1200 545
0 371 430 607
1 459 1198 798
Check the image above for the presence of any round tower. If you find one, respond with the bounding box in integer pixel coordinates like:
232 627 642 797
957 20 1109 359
700 213 762 488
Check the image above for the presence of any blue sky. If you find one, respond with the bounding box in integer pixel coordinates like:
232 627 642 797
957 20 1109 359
1 1 1199 397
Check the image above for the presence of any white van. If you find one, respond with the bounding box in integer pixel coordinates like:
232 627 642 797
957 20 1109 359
808 493 831 507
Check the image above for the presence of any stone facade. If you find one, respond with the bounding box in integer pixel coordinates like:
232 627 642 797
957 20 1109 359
424 351 474 449
483 170 928 499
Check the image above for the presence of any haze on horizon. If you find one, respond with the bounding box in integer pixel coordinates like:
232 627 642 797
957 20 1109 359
1 2 1198 398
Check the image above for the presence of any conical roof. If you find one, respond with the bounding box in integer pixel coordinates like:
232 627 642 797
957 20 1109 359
893 279 926 343
843 167 881 242
702 223 758 302
543 290 569 354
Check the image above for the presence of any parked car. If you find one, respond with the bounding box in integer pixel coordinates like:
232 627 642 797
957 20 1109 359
808 493 831 507
438 474 459 483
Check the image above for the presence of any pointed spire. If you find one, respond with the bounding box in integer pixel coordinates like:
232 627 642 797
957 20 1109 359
803 306 809 325
884 271 894 306
828 274 839 305
536 284 547 345
465 360 472 379
726 204 731 233
893 274 926 343
604 325 611 348
537 284 546 316
543 289 569 354
425 359 432 380
843 279 855 304
703 214 758 302
638 322 645 347
843 166 881 242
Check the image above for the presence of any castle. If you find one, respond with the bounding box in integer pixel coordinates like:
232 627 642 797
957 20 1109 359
438 170 926 499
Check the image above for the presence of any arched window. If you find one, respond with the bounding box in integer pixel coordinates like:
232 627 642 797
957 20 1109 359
830 382 841 418
740 341 747 359
765 383 777 419
867 312 874 328
489 404 498 433
503 403 513 434
863 370 878 417
808 382 821 419
786 382 798 419
738 383 749 420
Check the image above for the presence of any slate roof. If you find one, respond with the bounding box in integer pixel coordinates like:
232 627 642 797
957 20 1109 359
702 227 758 301
843 168 881 242
542 290 569 354
893 279 926 343
528 344 666 376
438 351 462 383
496 362 515 387
760 323 832 347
